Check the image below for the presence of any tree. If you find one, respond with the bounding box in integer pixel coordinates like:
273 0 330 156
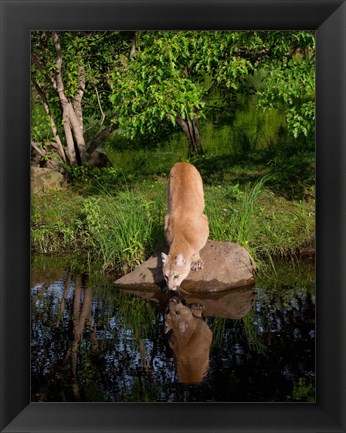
109 31 253 157
31 31 132 170
255 32 315 139
31 31 315 165
109 31 315 157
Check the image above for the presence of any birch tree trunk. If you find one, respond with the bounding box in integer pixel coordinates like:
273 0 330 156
176 113 203 157
53 32 87 166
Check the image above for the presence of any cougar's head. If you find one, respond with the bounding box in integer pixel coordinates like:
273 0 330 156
164 297 193 335
161 252 191 291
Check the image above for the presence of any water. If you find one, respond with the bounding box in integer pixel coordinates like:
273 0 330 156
31 256 315 402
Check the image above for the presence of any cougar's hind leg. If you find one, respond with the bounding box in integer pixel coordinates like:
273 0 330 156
164 214 173 244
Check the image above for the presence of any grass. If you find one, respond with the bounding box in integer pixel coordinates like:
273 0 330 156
205 174 314 267
31 160 315 275
81 189 165 272
32 182 166 273
31 190 86 254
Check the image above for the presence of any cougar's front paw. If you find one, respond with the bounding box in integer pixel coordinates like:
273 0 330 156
191 259 204 271
190 303 205 318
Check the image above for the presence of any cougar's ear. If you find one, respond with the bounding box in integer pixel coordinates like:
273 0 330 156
175 253 186 266
161 252 168 264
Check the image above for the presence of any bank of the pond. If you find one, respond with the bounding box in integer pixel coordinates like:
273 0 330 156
31 173 315 274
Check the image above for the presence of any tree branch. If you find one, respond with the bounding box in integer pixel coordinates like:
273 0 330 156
87 124 116 155
31 140 46 157
95 86 105 128
203 81 218 101
31 141 62 171
31 78 67 162
52 32 84 165
31 52 57 90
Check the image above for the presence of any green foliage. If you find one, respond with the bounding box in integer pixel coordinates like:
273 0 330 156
108 31 255 140
65 165 119 186
206 176 267 244
205 171 314 268
32 31 130 117
108 30 315 147
257 32 315 139
267 149 315 198
32 30 315 164
31 101 52 144
286 102 315 139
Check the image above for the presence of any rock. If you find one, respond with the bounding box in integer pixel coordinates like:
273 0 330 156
114 240 257 293
31 166 65 194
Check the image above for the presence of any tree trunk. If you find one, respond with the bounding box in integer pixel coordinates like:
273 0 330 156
53 32 87 166
62 106 78 166
67 103 87 164
72 64 85 130
176 113 203 157
71 64 87 164
130 31 139 59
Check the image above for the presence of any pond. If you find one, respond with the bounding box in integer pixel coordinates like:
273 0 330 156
31 255 315 403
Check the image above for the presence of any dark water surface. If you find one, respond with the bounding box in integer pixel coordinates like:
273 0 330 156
31 255 315 402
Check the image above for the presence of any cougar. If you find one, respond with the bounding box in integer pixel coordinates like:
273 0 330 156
161 162 209 291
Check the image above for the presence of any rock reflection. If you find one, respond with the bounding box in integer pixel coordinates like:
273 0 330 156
120 284 256 320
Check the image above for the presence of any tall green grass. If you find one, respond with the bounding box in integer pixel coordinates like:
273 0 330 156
206 174 314 268
32 171 314 274
207 176 269 250
82 190 165 273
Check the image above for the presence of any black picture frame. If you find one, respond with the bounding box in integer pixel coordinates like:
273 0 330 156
1 0 345 432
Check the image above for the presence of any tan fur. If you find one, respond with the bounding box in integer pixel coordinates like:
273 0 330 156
161 162 209 291
165 298 212 384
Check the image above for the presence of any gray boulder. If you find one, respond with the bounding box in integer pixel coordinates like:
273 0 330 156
31 166 65 194
114 240 257 293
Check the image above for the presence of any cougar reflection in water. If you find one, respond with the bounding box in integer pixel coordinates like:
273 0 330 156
164 297 212 384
